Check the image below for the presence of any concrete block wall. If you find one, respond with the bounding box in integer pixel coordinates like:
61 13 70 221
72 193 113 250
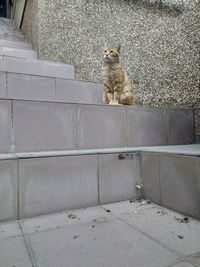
141 152 200 219
1 149 199 222
0 152 140 221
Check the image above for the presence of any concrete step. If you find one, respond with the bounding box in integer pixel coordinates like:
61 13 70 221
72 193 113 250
0 46 37 59
0 72 102 103
0 144 199 222
0 39 32 50
0 56 74 79
0 99 194 153
0 18 26 42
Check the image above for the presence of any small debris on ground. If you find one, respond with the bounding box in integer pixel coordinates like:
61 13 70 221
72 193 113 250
68 214 77 219
140 199 151 206
146 199 151 204
129 200 134 203
175 216 190 223
177 235 184 240
92 225 95 228
157 209 168 216
106 209 111 213
33 225 41 229
73 235 80 240
134 209 145 215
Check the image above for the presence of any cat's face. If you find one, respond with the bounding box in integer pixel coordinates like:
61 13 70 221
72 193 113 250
103 44 121 63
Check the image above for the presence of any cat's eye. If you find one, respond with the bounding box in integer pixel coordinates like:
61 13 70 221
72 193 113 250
104 50 107 52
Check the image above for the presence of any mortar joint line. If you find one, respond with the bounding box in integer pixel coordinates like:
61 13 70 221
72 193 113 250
18 220 38 267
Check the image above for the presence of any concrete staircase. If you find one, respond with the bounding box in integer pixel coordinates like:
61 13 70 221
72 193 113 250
0 19 199 224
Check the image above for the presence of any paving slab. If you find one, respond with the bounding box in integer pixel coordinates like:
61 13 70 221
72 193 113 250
102 201 200 256
20 206 110 235
1 201 200 267
0 221 32 267
24 211 178 267
0 221 21 240
0 236 32 267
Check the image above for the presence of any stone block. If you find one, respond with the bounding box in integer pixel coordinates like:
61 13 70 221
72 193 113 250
0 55 3 71
159 154 200 219
127 108 168 146
99 153 139 203
56 78 103 104
0 71 6 98
0 100 12 153
0 160 18 222
13 101 77 152
78 105 127 149
7 73 56 101
44 61 74 79
18 155 98 218
140 153 161 204
4 56 44 75
168 109 194 145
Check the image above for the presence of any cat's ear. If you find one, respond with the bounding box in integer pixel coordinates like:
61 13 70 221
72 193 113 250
117 43 121 53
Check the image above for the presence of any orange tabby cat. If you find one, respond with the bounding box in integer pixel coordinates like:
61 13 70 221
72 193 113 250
102 43 134 105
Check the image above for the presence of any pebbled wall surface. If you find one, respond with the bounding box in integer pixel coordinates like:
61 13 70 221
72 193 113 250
21 0 200 141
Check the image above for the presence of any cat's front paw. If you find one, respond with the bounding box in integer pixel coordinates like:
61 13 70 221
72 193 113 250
109 101 119 105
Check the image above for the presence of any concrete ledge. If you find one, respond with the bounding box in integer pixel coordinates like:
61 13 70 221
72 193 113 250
0 144 199 160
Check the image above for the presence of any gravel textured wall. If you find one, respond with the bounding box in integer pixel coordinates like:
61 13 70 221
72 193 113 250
21 0 200 141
